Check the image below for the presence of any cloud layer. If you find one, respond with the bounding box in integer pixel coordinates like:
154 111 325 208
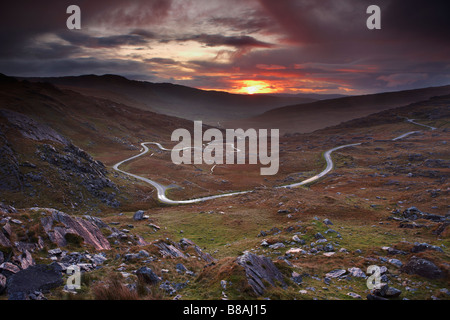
0 0 449 94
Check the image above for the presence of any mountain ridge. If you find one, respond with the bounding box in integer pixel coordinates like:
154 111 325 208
22 74 316 124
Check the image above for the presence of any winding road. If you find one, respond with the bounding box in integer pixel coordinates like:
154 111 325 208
113 119 435 205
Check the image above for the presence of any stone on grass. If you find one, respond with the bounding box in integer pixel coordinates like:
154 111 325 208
401 257 443 279
6 264 63 300
136 267 161 285
236 252 286 296
133 210 145 221
325 269 346 279
348 267 366 278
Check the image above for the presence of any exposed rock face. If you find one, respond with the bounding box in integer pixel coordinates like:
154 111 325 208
36 144 120 208
6 264 63 300
401 257 443 279
40 209 111 251
154 239 187 259
236 252 287 296
0 109 120 208
401 207 446 222
0 109 70 146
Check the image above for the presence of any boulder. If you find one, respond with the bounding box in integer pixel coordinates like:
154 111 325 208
388 258 403 268
175 263 187 273
269 242 285 250
325 269 346 279
291 272 303 285
402 207 422 220
15 250 35 270
292 235 305 244
411 242 443 253
347 292 362 299
314 233 325 240
133 210 145 221
41 209 111 251
0 262 21 277
237 252 287 296
401 257 443 279
371 284 402 299
6 264 63 300
136 267 161 285
348 267 366 278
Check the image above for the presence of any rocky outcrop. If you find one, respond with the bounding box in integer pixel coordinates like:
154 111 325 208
400 207 447 222
154 239 187 259
39 209 111 251
0 109 70 146
0 109 120 208
153 238 216 263
6 264 63 300
401 257 443 279
237 252 287 296
36 144 120 208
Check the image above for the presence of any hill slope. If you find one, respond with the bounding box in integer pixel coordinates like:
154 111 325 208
24 74 315 124
0 74 196 212
227 85 450 134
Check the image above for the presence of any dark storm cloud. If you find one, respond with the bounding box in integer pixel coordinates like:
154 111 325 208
383 0 450 42
249 0 450 91
0 0 172 57
58 31 150 49
25 43 83 60
177 34 273 49
145 58 179 65
257 0 450 44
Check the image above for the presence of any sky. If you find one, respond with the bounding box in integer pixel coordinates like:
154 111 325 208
0 0 449 95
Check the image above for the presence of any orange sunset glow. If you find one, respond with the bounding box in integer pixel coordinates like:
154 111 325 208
234 80 276 95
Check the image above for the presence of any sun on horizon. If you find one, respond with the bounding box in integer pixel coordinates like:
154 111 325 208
232 80 279 95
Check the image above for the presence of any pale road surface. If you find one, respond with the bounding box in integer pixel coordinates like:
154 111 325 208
113 119 435 205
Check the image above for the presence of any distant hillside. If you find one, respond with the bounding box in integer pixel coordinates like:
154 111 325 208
0 73 197 210
24 74 315 124
227 85 450 134
269 93 348 100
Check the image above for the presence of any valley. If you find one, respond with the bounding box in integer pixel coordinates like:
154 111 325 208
0 74 448 301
